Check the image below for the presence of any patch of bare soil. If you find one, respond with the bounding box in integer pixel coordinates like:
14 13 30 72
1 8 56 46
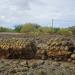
0 59 75 75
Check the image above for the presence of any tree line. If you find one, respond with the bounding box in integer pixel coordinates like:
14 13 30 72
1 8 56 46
0 23 75 36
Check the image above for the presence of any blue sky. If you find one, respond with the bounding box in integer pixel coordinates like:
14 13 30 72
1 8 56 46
0 0 75 28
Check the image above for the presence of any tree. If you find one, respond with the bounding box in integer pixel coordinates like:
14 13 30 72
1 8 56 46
14 25 22 32
20 23 40 33
0 27 13 32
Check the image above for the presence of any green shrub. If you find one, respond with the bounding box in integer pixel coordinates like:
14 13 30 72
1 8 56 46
69 26 75 35
20 23 40 33
38 27 53 33
14 25 22 32
57 28 72 36
53 28 60 33
0 27 13 32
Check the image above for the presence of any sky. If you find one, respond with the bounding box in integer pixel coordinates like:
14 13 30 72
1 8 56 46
0 0 75 28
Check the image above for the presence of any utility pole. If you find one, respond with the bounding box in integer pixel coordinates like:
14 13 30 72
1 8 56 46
52 19 53 28
51 19 54 32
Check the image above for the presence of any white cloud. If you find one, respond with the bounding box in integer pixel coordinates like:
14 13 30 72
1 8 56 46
0 16 5 19
0 0 75 28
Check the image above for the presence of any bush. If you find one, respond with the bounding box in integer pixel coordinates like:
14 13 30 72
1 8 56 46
20 23 40 33
38 27 53 33
57 28 72 36
53 28 60 33
14 25 22 32
69 26 75 35
0 27 13 32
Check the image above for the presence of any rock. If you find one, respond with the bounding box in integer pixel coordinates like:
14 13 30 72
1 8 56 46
37 70 47 75
67 58 72 62
20 61 27 66
28 60 45 68
71 54 75 60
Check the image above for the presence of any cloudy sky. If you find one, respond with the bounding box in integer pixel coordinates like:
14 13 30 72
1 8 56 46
0 0 75 28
